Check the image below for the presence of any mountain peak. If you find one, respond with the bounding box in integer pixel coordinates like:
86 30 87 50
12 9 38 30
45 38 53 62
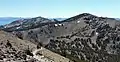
78 13 92 16
62 13 96 22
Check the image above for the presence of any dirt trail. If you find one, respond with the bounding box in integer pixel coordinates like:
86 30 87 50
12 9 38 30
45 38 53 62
32 47 73 62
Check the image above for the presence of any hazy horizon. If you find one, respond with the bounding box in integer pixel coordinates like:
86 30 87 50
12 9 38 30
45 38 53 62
0 0 119 18
0 0 120 25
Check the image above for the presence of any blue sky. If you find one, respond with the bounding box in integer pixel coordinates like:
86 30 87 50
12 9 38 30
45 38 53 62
0 0 120 18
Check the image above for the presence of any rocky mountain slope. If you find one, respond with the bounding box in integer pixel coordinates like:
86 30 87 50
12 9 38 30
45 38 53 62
0 30 73 62
1 13 120 62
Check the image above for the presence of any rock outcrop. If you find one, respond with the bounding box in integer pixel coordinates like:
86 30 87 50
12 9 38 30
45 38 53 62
0 30 73 62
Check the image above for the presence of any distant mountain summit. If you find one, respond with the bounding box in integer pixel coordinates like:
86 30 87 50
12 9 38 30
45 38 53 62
0 16 55 31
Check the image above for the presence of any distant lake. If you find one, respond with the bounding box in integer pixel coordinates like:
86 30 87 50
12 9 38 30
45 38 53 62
0 17 22 25
0 20 14 25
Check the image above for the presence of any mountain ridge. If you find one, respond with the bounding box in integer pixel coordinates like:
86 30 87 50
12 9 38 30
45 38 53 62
1 13 120 62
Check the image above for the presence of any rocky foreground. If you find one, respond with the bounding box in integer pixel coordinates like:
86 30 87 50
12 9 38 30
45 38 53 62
0 30 72 62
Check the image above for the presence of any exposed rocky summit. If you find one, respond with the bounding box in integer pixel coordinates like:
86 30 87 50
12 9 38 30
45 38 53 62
1 13 120 62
